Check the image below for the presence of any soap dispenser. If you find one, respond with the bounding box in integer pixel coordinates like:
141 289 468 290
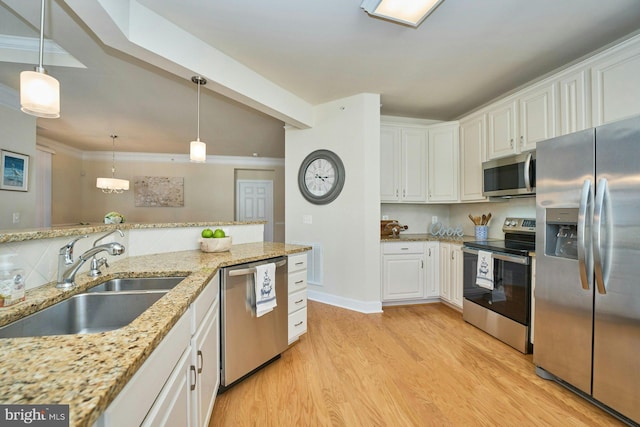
0 254 25 308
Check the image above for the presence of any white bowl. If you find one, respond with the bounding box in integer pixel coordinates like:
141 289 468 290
199 236 232 253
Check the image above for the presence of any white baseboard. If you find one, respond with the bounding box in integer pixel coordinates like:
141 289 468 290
307 289 382 314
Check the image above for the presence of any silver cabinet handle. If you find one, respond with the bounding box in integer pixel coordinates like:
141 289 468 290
197 350 203 374
510 138 514 148
295 280 304 285
462 247 530 265
421 260 424 268
190 365 197 391
428 248 431 256
593 178 609 295
294 321 304 327
578 179 593 290
294 299 304 304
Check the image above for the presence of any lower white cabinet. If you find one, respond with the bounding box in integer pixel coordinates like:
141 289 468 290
382 242 426 301
439 242 463 309
288 253 308 344
95 273 220 427
424 242 440 298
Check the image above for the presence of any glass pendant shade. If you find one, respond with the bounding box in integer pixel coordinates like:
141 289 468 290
190 139 206 163
20 70 60 118
96 177 130 193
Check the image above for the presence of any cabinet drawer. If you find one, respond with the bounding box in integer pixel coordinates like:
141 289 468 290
288 307 307 340
289 270 307 294
288 289 307 314
288 253 308 273
192 273 219 333
382 241 424 255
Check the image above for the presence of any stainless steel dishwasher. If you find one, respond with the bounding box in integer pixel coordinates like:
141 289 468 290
219 256 288 391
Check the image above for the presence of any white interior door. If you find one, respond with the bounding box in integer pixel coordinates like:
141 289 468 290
236 180 273 241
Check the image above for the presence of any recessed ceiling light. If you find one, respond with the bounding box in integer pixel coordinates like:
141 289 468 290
360 0 444 27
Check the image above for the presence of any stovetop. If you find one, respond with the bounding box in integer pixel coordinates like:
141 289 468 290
464 217 536 256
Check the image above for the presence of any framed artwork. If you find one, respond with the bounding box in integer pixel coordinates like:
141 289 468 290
1 150 29 192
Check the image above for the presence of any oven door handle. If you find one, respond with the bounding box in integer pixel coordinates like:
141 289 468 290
462 247 530 265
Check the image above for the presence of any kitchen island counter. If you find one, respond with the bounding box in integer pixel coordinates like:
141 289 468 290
0 242 309 427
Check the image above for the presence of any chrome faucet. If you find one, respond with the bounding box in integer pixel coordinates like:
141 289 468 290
57 233 125 289
88 229 125 277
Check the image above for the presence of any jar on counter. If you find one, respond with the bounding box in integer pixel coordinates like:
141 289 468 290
0 254 25 308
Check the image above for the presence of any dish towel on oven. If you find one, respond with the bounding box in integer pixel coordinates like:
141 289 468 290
476 250 494 290
254 263 277 317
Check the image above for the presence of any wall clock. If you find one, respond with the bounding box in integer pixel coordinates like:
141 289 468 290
297 149 346 205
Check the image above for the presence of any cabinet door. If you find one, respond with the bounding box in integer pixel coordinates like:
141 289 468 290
459 115 487 201
424 242 440 298
518 83 557 152
142 347 194 427
591 41 640 126
428 124 459 202
450 244 464 309
439 243 451 302
400 129 428 202
192 302 220 427
380 126 401 202
382 253 425 301
559 69 590 135
487 100 518 159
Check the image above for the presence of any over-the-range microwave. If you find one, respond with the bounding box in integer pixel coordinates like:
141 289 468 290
482 152 535 198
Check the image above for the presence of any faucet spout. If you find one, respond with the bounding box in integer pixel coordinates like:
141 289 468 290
57 242 125 289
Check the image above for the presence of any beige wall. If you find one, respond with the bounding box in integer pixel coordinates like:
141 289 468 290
50 153 285 240
0 104 37 230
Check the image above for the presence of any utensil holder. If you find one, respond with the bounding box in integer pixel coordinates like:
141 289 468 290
475 226 488 240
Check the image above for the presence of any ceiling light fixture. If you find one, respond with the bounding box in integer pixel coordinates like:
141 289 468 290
190 76 207 163
96 134 129 194
20 0 60 118
360 0 444 27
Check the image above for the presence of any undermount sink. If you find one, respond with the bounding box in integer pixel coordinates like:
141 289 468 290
86 276 186 293
0 292 165 339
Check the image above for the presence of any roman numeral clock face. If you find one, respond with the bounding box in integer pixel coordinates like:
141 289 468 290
297 149 345 204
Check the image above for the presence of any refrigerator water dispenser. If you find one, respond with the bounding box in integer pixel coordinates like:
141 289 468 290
545 208 578 260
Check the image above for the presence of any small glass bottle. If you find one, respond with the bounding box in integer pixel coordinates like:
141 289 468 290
0 254 25 308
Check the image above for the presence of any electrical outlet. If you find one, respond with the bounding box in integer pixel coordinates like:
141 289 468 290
432 216 438 224
303 215 313 224
12 212 20 224
382 215 389 220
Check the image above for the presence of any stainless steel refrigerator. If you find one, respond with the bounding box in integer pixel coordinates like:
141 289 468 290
535 115 640 424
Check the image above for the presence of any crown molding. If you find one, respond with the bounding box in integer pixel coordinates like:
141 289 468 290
82 151 285 167
0 35 86 68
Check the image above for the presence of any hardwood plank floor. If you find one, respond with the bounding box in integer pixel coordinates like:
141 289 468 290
210 301 624 426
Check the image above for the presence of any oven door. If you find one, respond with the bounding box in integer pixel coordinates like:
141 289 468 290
462 247 531 325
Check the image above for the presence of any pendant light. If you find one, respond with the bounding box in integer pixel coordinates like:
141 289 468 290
20 0 60 118
360 0 444 27
189 76 207 163
96 135 129 193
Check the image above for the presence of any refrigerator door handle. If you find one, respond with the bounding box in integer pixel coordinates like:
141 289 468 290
578 179 593 290
593 178 608 295
524 152 533 193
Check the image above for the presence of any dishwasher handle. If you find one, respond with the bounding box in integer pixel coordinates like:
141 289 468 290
228 259 287 277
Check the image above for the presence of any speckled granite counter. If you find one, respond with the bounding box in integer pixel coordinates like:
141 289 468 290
0 242 309 427
380 233 489 244
0 221 265 243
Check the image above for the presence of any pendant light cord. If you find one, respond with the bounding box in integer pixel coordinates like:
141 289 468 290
196 79 201 141
37 0 45 72
111 134 117 177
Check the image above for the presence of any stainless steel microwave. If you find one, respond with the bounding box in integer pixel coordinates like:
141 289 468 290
482 152 535 197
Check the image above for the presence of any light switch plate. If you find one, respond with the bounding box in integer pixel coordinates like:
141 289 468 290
303 215 313 224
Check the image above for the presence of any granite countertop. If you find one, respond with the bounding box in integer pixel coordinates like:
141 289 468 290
0 242 309 427
380 233 481 244
0 221 266 243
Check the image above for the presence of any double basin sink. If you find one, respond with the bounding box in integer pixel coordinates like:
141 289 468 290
0 277 186 339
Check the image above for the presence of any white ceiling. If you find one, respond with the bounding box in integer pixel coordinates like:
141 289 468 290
1 0 640 157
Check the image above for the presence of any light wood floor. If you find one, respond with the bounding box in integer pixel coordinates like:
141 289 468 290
210 301 623 426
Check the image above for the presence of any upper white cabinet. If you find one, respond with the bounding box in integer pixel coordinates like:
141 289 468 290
380 125 427 203
518 82 557 151
428 123 459 202
590 38 640 126
459 114 487 202
487 99 518 159
558 69 590 134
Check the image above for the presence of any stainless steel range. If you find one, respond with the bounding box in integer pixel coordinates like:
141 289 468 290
462 217 535 353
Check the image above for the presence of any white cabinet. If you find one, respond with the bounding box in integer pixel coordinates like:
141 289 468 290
382 242 426 301
559 69 590 134
424 242 440 298
518 83 557 152
439 242 463 309
590 39 640 126
96 273 220 427
380 125 427 203
288 253 308 344
428 123 459 202
487 99 518 159
459 114 487 201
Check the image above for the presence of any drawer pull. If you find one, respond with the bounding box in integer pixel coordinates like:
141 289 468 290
197 350 203 374
295 299 304 304
295 280 304 284
295 262 304 265
294 321 304 327
190 365 197 391
401 247 409 250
